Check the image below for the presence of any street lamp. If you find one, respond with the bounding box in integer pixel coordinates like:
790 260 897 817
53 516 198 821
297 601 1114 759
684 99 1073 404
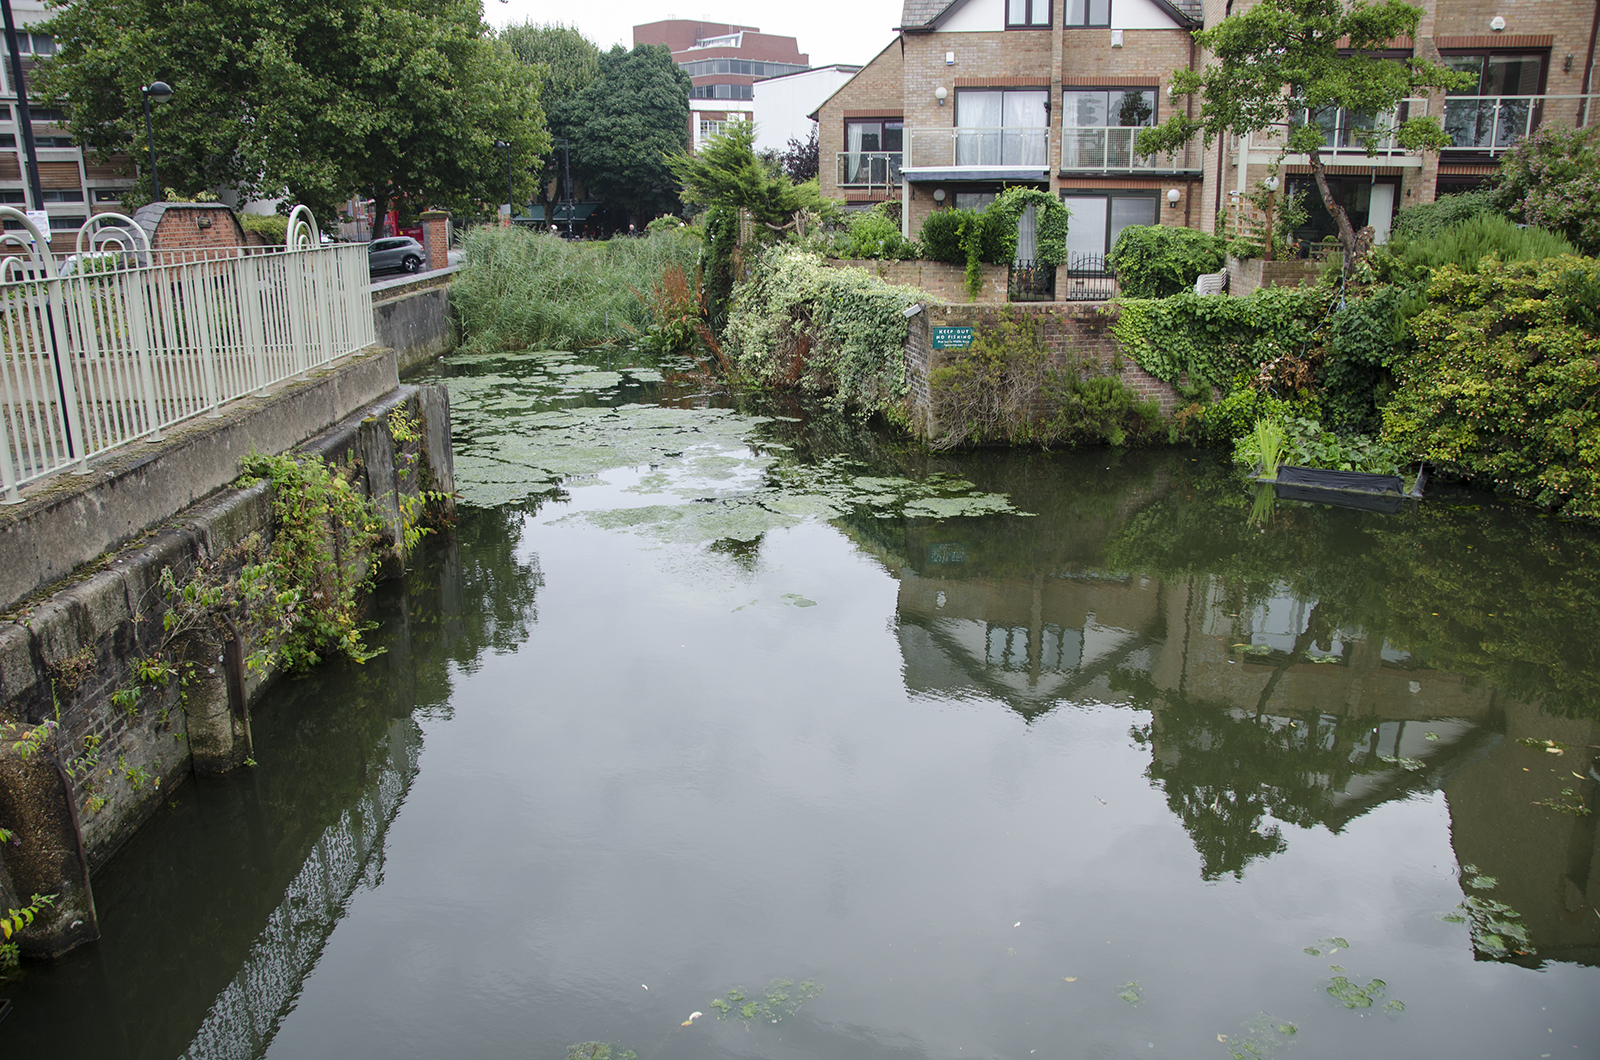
554 137 574 240
141 81 173 203
495 139 513 224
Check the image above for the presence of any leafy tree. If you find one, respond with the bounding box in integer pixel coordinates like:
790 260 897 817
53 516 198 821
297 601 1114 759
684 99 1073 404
36 0 547 234
1139 0 1464 269
1489 125 1600 257
669 121 823 232
565 43 691 227
501 22 600 225
776 127 819 183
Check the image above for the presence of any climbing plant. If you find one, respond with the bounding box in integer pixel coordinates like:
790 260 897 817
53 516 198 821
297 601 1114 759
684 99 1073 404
1111 286 1328 392
985 187 1069 266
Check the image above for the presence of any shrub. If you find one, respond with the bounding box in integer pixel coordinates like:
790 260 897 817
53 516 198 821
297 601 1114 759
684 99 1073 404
985 187 1069 266
920 208 978 263
1489 125 1600 256
1319 285 1409 435
838 206 918 260
1202 377 1318 442
1109 225 1227 297
1382 255 1600 515
1111 286 1328 392
1374 212 1575 286
723 247 923 416
239 212 289 245
452 226 702 351
1392 187 1493 240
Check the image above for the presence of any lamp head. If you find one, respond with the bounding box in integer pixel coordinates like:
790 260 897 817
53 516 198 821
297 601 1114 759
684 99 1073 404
935 86 948 106
1265 176 1280 192
495 139 510 150
142 81 173 104
1166 188 1181 208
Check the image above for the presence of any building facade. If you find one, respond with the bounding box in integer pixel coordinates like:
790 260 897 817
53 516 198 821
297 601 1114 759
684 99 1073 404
817 0 1600 259
752 65 862 154
634 19 812 152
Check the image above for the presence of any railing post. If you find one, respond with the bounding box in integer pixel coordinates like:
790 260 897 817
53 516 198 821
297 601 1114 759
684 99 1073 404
43 274 90 473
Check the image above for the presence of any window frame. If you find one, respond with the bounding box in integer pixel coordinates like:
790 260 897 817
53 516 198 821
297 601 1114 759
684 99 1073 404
1057 189 1157 264
1006 0 1052 30
1063 0 1111 29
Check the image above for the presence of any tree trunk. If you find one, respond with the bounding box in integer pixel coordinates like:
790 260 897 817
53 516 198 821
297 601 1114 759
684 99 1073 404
1307 149 1358 272
371 189 390 240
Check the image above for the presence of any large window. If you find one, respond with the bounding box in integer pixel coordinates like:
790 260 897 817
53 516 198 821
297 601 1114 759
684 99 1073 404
1442 52 1546 151
955 89 1048 166
690 84 754 100
680 59 809 78
1007 0 1050 28
841 118 903 186
1059 191 1155 263
1061 88 1155 169
1064 0 1110 27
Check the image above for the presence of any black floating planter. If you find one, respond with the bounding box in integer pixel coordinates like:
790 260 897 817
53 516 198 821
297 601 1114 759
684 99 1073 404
1263 465 1426 513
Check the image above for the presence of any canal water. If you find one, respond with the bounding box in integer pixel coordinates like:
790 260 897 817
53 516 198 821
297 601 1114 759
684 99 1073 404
5 348 1598 1059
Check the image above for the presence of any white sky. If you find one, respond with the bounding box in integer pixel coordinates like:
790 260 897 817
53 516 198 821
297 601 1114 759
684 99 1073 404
483 0 906 68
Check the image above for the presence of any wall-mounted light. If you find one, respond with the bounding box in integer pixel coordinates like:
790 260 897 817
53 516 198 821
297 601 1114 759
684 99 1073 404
935 86 948 106
1564 54 1574 74
1265 176 1280 192
933 188 946 203
1166 188 1181 208
1489 15 1506 31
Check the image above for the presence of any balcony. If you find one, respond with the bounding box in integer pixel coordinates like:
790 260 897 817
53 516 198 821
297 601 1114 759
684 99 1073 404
904 127 1050 173
1058 127 1198 173
836 151 903 190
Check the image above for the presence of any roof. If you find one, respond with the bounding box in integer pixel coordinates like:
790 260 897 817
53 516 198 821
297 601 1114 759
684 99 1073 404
899 0 1200 30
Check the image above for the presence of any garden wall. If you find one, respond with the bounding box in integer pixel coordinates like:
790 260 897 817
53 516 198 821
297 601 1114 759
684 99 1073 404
903 301 1186 443
827 258 1009 304
1225 255 1325 296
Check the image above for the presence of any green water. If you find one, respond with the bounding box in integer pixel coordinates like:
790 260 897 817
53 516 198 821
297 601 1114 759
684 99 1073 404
3 347 1596 1059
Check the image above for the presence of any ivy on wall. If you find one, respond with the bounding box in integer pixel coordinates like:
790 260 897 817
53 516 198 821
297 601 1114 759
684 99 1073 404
1111 287 1327 392
986 187 1069 267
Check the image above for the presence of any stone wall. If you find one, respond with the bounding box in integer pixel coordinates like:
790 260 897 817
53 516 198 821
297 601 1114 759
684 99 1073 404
0 381 454 958
1224 255 1326 297
903 300 1186 442
827 257 1008 303
372 267 461 374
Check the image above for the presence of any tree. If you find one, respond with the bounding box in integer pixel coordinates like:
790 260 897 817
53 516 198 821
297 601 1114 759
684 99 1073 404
1138 0 1464 269
668 122 822 232
501 23 600 225
1489 126 1600 257
776 127 820 183
564 44 691 227
36 0 548 234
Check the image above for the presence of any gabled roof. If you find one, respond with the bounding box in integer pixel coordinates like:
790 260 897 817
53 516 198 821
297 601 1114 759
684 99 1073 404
899 0 1201 31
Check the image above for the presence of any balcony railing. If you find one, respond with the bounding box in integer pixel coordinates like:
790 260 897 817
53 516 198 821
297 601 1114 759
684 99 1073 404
905 127 1050 169
836 151 903 190
1059 127 1196 172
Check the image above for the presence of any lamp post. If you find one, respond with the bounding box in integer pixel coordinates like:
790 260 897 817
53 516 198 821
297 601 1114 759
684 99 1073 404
140 81 173 203
495 139 513 225
1 0 43 211
1263 175 1280 262
554 137 574 240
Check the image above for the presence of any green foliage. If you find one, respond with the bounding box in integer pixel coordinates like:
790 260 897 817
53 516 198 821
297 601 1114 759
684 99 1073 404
1111 287 1327 391
838 206 918 260
1319 284 1408 435
723 247 922 416
1490 125 1600 256
1108 225 1227 298
238 212 289 246
1374 212 1575 286
670 121 821 233
38 0 548 226
919 207 977 263
963 214 984 300
1382 255 1600 516
1392 187 1494 240
927 311 1165 449
0 893 56 950
1139 0 1465 263
1232 411 1408 475
500 22 601 221
452 226 701 351
238 452 383 670
985 186 1069 266
1241 419 1286 476
1202 378 1317 442
566 43 692 222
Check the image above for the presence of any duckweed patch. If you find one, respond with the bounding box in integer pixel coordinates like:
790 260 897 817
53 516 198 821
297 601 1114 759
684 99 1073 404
708 978 824 1027
1221 1014 1297 1060
1440 866 1535 958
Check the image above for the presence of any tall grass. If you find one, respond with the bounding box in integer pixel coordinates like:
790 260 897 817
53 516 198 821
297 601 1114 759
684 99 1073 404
451 226 702 352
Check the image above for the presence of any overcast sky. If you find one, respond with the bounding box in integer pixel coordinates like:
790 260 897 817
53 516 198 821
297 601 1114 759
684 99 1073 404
484 0 905 68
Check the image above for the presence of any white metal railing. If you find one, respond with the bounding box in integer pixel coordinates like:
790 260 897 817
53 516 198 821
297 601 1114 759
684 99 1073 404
906 127 1050 169
1059 126 1196 171
836 151 903 190
0 206 376 501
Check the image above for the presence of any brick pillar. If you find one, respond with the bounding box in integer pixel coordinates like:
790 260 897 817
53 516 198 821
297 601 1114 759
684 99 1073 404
420 210 451 270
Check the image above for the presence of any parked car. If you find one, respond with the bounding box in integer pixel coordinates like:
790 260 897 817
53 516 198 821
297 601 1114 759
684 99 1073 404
368 236 424 275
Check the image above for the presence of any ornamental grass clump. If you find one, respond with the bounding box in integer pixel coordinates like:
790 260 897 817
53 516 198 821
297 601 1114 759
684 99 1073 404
452 226 701 351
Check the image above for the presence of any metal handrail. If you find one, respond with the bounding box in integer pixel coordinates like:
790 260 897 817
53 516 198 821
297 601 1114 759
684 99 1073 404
1059 126 1191 171
905 126 1050 169
836 151 903 190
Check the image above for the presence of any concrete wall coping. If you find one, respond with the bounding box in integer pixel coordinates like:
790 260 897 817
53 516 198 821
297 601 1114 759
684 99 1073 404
369 265 462 303
0 346 401 614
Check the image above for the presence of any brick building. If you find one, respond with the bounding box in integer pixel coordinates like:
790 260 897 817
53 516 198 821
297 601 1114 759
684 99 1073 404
818 0 1600 261
633 19 812 152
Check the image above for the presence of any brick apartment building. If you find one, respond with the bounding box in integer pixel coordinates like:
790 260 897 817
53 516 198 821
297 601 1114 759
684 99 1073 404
817 0 1600 263
634 19 812 152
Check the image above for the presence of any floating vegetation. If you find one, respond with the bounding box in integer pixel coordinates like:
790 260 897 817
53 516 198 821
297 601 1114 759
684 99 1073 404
1231 643 1276 657
780 593 817 608
1117 981 1142 1005
1220 1014 1297 1060
567 1044 636 1060
1517 737 1569 754
708 979 824 1027
1533 789 1591 816
1440 866 1535 958
1423 731 1440 741
1377 754 1425 772
1303 936 1349 956
1325 975 1391 1009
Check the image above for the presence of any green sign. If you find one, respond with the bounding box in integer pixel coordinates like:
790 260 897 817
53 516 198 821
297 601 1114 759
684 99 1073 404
932 326 974 350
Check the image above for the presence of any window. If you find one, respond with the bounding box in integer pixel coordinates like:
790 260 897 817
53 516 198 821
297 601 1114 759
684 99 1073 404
1007 0 1050 28
690 84 753 100
955 89 1048 166
1064 0 1111 27
37 189 82 202
1059 191 1155 263
955 191 996 211
30 34 55 56
27 108 68 124
841 119 903 186
48 215 84 230
1441 51 1546 151
679 59 809 78
0 134 12 147
0 105 11 121
1289 177 1397 246
1061 88 1155 169
93 188 129 202
31 135 75 148
0 190 23 203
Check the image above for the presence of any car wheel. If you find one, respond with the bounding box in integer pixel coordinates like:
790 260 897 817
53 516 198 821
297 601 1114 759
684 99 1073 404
402 255 421 273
